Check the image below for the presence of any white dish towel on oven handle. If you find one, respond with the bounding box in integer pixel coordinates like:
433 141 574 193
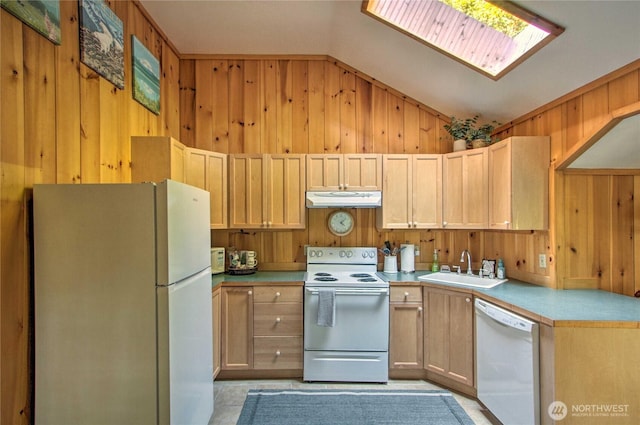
317 288 336 327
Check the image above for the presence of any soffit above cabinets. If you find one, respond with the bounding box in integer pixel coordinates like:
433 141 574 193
567 114 640 169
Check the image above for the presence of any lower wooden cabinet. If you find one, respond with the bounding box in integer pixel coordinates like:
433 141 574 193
220 284 303 373
212 286 221 378
221 287 254 370
389 286 423 369
423 287 474 388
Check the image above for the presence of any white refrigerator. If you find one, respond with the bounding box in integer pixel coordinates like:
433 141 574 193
34 180 214 425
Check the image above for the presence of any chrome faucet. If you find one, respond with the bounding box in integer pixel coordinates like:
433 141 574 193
460 250 473 275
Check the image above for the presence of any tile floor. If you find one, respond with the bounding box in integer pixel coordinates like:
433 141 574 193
209 379 494 425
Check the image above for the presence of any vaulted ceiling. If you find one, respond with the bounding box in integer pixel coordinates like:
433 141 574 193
140 0 640 124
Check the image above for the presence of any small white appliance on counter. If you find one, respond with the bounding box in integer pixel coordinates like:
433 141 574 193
34 180 214 425
211 247 225 274
400 243 415 272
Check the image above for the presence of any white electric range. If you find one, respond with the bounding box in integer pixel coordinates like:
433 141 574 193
303 247 389 383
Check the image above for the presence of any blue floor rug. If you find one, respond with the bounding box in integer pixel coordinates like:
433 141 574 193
236 389 475 425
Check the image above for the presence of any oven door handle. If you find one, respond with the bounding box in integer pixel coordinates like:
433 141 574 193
305 287 389 296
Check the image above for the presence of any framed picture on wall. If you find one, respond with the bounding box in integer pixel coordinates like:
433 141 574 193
78 0 124 89
131 35 160 115
1 0 61 45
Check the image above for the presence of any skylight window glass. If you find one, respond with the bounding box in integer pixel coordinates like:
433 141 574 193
362 0 564 80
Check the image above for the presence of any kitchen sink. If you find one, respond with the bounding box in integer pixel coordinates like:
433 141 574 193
418 272 507 288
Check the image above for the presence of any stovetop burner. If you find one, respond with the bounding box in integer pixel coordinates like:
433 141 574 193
350 273 373 278
314 276 338 282
358 278 378 282
314 272 332 277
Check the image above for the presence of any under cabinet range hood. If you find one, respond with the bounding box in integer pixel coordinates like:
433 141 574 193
305 191 382 208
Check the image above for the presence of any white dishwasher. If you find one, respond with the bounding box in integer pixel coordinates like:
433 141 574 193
475 299 540 425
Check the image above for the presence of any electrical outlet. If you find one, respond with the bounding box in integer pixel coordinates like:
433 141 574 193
539 254 547 269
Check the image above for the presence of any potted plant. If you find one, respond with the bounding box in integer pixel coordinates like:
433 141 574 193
444 115 499 150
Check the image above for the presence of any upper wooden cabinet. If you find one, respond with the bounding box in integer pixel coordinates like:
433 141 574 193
443 148 488 229
229 154 306 229
488 136 550 230
377 155 442 229
185 147 228 229
131 136 228 229
131 136 186 183
306 154 382 191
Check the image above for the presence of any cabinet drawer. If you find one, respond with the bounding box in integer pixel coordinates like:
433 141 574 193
253 286 302 303
253 336 302 369
254 303 302 336
390 286 422 303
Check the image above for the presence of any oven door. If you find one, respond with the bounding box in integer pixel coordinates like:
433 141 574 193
304 286 389 351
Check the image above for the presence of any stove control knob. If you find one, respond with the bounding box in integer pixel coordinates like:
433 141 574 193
309 250 316 257
346 251 353 258
317 251 323 257
339 250 346 258
370 250 376 258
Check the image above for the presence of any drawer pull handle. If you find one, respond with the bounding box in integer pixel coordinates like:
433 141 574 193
276 317 281 323
466 297 471 303
275 350 281 356
418 306 423 312
275 292 281 297
248 290 252 296
404 291 409 298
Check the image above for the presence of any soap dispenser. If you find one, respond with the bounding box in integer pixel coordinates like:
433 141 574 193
431 249 439 272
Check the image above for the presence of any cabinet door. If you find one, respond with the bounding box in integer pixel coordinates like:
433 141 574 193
389 287 423 369
443 149 487 228
412 155 442 228
186 148 228 229
424 288 474 387
447 291 474 386
488 141 512 229
221 287 253 370
378 155 412 229
206 151 228 229
306 154 342 190
343 154 382 190
229 155 264 228
265 155 305 229
212 287 221 378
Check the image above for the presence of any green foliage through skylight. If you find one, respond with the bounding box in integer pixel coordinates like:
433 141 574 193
440 0 527 37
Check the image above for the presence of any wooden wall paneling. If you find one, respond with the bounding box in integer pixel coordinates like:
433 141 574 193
307 209 329 247
418 110 435 154
356 77 373 153
79 64 102 183
607 70 639 111
564 175 594 283
372 85 389 153
435 116 451 154
324 61 341 153
592 176 612 292
261 60 278 154
307 60 325 154
291 60 308 154
581 85 609 140
339 70 357 153
564 97 582 154
55 0 81 183
194 60 215 150
99 80 124 183
403 100 420 154
213 60 230 153
610 176 635 295
546 105 564 165
388 94 404 154
244 60 263 153
228 60 245 153
24 28 57 186
356 209 378 248
1 10 28 424
276 60 293 154
162 44 181 138
179 59 196 146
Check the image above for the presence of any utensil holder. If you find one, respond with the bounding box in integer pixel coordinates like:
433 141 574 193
383 255 398 273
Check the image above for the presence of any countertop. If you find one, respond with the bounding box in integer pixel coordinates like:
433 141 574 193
211 270 640 326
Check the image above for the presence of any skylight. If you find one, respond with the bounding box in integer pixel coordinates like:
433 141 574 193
362 0 564 80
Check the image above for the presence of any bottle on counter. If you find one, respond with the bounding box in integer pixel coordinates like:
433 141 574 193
497 258 505 279
431 249 439 272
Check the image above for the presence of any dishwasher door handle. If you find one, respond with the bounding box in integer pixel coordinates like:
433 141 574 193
475 298 536 333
